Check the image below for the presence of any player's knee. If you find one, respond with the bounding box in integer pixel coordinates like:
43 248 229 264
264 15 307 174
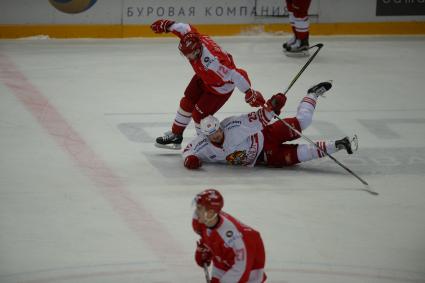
293 10 308 18
192 106 204 124
180 96 196 112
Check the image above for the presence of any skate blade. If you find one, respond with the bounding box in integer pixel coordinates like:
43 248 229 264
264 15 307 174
155 143 182 150
351 134 359 152
284 50 310 57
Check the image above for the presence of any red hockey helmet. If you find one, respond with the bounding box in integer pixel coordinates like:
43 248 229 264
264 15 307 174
194 189 224 213
179 32 202 58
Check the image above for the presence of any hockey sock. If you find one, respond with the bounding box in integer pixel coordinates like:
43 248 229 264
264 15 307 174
297 141 338 162
293 15 309 40
296 94 317 130
172 107 192 135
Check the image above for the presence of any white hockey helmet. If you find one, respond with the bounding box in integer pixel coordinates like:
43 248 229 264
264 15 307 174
200 115 220 136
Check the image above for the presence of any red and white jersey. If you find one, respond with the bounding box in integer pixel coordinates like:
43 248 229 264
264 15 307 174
193 212 266 283
170 22 251 95
183 109 274 167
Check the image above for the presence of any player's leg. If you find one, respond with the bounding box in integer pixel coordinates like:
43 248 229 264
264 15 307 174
283 0 297 50
192 91 232 135
266 135 358 167
296 81 332 131
263 81 332 146
297 135 358 162
284 0 312 56
155 75 202 149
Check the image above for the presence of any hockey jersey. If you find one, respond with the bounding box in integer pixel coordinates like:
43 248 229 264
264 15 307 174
193 212 266 283
170 22 251 95
182 109 274 167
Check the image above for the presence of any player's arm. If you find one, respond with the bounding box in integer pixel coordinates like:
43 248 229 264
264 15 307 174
182 138 204 169
226 68 265 108
150 19 198 38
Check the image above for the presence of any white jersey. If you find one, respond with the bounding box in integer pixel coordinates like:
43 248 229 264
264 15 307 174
182 109 274 167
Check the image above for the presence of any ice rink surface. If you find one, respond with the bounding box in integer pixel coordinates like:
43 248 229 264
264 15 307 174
1 35 425 283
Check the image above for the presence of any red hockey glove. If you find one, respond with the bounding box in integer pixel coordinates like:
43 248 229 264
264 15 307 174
195 240 212 267
150 19 175 33
266 93 287 115
184 155 202 169
245 89 265 107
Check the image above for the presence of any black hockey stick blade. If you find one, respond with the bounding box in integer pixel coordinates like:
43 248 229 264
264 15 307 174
363 186 379 196
309 43 324 49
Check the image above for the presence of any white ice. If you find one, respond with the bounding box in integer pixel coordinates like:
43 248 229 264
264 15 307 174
1 35 425 283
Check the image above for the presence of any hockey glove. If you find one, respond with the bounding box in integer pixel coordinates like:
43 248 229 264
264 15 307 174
195 240 212 267
150 19 175 33
245 89 265 107
266 93 287 115
184 155 202 169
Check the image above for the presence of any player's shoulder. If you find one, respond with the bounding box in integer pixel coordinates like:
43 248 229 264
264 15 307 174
184 135 210 153
221 116 243 130
215 213 245 244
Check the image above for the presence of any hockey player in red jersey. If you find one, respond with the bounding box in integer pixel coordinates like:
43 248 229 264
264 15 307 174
183 81 358 169
193 189 267 283
283 0 312 56
151 19 265 150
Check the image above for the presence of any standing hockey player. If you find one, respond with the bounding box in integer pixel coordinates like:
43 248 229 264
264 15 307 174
151 19 265 149
193 188 267 283
183 81 358 169
283 0 312 56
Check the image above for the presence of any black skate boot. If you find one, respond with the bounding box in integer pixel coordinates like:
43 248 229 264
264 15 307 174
155 131 183 150
283 36 296 51
307 81 333 97
284 38 310 57
335 135 358 155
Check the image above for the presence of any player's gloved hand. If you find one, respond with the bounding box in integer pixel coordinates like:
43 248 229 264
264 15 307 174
184 155 202 169
195 240 212 267
245 89 265 107
150 19 175 33
210 278 219 283
266 93 287 115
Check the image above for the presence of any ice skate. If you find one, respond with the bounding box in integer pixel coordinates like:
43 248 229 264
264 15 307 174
335 135 358 154
282 36 296 51
307 81 333 97
155 131 183 150
284 38 310 57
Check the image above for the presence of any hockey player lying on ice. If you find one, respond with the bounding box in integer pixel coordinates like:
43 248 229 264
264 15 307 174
183 81 358 169
193 188 267 283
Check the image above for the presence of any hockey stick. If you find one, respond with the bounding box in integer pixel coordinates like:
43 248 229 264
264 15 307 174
274 115 378 195
203 264 211 283
273 43 377 195
283 43 324 96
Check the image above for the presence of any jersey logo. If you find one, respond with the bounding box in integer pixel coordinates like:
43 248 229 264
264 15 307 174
202 55 216 69
226 150 247 165
183 143 192 153
226 230 233 237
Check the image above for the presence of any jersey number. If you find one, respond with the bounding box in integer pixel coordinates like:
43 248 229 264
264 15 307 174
248 112 258 122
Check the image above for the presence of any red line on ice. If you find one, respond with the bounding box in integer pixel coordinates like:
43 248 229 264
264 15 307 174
0 53 183 261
